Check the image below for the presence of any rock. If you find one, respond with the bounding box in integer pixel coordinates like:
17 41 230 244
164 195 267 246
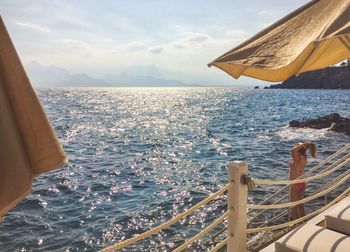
254 86 259 89
300 113 341 129
331 122 350 135
289 113 350 134
289 120 301 127
269 65 350 89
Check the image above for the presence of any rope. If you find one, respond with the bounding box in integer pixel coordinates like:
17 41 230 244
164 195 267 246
99 183 230 252
255 166 350 228
248 151 350 222
254 157 350 185
212 146 350 241
173 211 229 252
252 168 350 247
249 167 350 209
249 144 350 208
256 209 290 228
209 237 228 252
300 144 350 176
247 186 350 234
99 144 350 251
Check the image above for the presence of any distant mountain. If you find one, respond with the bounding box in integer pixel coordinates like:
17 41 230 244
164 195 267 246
26 61 71 86
104 72 195 87
267 66 350 89
55 74 110 87
124 65 163 78
25 62 199 87
26 62 107 87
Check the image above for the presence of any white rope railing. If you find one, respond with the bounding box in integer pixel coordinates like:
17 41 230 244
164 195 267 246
249 166 350 209
250 144 350 208
256 209 290 228
247 186 350 234
299 144 350 176
245 144 350 251
248 145 350 222
256 165 350 228
254 157 350 185
209 237 228 252
173 211 229 252
99 183 230 252
207 144 350 245
98 144 350 252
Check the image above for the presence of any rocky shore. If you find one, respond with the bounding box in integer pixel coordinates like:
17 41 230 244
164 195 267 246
266 65 350 89
289 113 350 135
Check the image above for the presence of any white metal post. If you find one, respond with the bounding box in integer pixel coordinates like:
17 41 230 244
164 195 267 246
227 161 248 252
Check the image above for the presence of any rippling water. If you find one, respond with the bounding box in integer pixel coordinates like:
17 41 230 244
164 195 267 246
1 88 349 251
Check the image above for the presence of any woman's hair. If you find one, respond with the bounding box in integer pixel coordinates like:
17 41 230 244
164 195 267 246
298 147 307 155
308 142 317 158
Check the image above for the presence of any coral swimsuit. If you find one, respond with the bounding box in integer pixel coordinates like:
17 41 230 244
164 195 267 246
289 160 306 191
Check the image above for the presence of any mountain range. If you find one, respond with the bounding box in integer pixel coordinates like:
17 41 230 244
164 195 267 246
25 62 200 87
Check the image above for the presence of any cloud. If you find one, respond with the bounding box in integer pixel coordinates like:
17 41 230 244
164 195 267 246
258 10 277 17
149 46 164 54
48 18 89 32
171 30 248 52
225 30 248 38
182 32 210 44
166 32 212 51
171 43 185 50
16 22 51 32
115 41 147 53
61 39 90 50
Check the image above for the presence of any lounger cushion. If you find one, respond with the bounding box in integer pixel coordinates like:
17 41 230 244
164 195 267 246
275 223 350 252
325 204 350 236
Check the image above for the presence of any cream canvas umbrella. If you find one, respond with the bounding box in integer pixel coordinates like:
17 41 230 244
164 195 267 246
0 17 67 217
208 0 350 82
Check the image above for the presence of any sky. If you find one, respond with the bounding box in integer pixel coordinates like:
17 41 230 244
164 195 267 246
1 0 310 86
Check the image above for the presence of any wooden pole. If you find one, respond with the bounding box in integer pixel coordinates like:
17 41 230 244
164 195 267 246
227 161 248 252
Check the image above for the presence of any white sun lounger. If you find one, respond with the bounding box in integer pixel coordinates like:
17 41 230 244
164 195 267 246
275 223 350 252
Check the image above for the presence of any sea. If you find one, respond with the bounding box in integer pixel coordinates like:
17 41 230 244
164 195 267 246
0 87 349 251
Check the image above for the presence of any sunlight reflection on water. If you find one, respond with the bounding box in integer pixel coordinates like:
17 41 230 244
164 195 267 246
0 88 349 251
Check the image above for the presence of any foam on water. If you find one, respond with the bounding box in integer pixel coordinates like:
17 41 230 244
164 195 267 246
277 126 331 141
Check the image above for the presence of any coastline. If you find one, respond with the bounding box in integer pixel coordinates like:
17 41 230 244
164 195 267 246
266 65 350 89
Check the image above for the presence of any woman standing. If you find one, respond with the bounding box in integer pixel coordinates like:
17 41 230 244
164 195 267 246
289 142 316 220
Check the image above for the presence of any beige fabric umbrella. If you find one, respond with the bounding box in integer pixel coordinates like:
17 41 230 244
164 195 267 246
208 0 350 82
0 16 67 217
